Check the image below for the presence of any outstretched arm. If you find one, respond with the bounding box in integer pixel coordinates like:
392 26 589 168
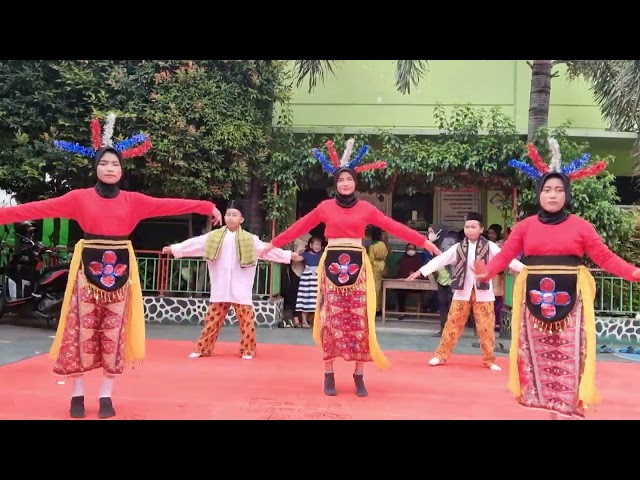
255 236 293 264
582 221 639 282
489 241 524 273
418 246 457 277
270 207 322 249
369 208 438 254
165 233 209 258
484 222 526 279
131 192 220 224
0 190 80 225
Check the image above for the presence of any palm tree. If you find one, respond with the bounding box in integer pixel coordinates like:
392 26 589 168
293 60 430 95
564 60 640 165
293 60 573 142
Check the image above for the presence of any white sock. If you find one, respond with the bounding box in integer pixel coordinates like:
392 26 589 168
99 377 115 399
72 376 85 397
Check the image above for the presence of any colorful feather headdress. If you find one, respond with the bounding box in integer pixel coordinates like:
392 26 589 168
508 137 607 182
311 138 387 175
53 112 152 160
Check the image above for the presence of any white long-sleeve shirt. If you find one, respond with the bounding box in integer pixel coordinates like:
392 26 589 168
418 240 524 302
170 230 292 306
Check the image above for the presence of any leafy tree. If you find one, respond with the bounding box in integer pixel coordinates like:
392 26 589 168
564 60 640 166
267 104 634 259
266 105 526 230
0 60 293 237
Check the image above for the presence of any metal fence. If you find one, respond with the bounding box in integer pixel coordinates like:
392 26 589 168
2 244 636 313
504 269 639 315
0 248 276 297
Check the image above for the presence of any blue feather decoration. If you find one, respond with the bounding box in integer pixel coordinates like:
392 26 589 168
347 144 369 169
508 159 543 179
114 133 148 152
561 153 590 175
53 140 95 158
312 148 336 174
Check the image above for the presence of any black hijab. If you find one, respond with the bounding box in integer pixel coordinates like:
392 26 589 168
333 166 358 209
536 172 572 225
93 147 122 199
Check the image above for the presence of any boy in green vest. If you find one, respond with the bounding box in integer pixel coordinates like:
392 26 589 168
164 202 298 359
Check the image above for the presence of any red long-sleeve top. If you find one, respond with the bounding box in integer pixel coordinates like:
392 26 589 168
0 188 215 237
270 199 428 249
485 214 637 282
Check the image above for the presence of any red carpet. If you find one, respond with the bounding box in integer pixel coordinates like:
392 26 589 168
0 339 639 420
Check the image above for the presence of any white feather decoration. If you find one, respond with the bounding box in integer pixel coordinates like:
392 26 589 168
548 137 562 172
340 138 355 167
101 113 117 147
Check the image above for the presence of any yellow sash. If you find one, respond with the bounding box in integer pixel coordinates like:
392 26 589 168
49 240 145 365
313 246 390 369
509 265 599 407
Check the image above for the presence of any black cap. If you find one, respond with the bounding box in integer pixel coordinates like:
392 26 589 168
465 212 483 223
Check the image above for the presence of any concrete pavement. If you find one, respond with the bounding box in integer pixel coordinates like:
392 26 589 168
0 315 634 367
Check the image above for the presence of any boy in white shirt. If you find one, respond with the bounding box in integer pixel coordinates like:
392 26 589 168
163 202 298 360
407 212 523 370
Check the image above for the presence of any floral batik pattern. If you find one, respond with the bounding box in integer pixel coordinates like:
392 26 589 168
53 271 130 376
516 299 587 418
196 302 256 357
319 262 372 363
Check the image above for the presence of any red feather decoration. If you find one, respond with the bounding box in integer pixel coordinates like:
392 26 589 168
121 139 152 159
527 143 549 175
325 140 340 168
354 161 387 173
90 118 102 150
567 160 607 180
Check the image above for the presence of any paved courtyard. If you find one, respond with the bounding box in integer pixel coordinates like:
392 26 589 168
0 314 634 367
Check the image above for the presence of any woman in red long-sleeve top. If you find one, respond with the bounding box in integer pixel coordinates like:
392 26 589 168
0 113 221 419
476 139 640 419
262 139 439 397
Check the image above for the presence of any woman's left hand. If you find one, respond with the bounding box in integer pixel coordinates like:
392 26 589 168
424 240 441 256
633 269 640 280
212 207 222 226
261 242 275 257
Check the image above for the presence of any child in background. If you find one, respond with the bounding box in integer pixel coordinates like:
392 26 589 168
293 236 324 328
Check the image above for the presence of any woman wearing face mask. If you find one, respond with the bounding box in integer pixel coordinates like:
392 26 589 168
261 139 440 397
475 139 640 419
0 113 221 419
393 243 425 319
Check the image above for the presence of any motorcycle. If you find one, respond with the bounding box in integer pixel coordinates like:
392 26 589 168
0 221 71 329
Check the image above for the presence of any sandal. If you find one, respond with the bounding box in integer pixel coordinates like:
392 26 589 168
619 346 640 355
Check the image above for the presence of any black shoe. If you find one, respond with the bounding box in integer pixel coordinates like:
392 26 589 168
69 395 86 418
353 373 368 397
98 397 116 419
324 372 337 396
